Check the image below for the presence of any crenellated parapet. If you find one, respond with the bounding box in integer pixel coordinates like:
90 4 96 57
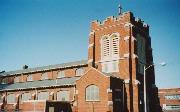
91 11 134 31
133 17 149 35
90 11 149 35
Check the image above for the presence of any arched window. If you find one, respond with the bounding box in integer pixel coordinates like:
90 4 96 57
101 33 119 60
76 68 84 76
86 85 99 101
21 92 31 102
27 74 33 82
41 72 48 80
57 71 65 78
7 94 16 104
57 91 69 101
101 33 119 73
38 91 49 100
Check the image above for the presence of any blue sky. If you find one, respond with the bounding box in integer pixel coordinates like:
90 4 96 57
0 0 179 88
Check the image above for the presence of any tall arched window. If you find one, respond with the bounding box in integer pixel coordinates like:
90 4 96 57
101 33 119 60
86 85 99 101
101 33 119 73
111 34 119 58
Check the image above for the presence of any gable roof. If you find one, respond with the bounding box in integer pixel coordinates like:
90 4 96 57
76 67 118 82
0 60 88 77
0 77 79 91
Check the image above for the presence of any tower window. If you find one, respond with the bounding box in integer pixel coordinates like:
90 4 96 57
101 33 119 73
101 33 119 60
102 61 119 73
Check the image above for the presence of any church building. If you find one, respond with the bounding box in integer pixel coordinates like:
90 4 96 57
0 7 161 112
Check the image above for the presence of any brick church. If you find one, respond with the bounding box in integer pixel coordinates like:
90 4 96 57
0 7 161 112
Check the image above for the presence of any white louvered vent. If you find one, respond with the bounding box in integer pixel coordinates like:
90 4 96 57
102 37 110 57
112 36 119 56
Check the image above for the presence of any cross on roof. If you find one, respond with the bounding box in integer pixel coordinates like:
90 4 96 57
118 4 122 15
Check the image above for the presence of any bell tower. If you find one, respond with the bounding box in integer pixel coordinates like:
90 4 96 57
87 7 159 112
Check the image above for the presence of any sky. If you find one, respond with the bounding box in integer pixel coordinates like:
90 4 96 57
0 0 179 88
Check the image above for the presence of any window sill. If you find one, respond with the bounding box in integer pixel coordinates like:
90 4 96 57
57 77 65 79
85 100 100 102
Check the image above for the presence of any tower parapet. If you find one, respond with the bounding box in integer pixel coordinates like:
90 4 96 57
91 11 134 31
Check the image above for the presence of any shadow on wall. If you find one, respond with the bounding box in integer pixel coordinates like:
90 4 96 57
110 77 128 112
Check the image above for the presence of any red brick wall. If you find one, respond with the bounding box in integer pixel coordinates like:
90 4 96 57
76 67 110 112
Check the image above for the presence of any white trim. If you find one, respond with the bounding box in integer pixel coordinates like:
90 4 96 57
16 94 20 98
50 92 54 95
88 59 93 63
88 43 94 48
124 22 134 27
107 101 113 106
124 36 130 41
132 36 137 41
32 93 36 96
75 90 78 94
89 31 95 36
135 80 140 85
100 57 123 63
124 79 130 84
123 53 129 58
107 88 112 93
132 54 138 59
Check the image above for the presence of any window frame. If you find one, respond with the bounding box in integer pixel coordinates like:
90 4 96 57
56 90 70 101
38 91 49 100
75 68 84 76
27 74 33 82
41 72 49 80
21 92 31 103
57 71 65 78
14 76 19 83
85 85 100 102
7 94 16 104
101 33 120 61
1 78 7 84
